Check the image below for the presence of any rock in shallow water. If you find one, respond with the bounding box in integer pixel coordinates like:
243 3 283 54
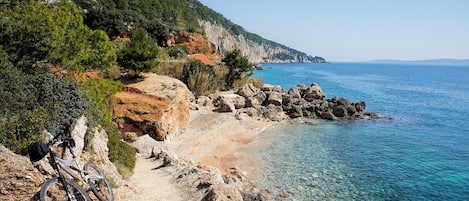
224 83 380 121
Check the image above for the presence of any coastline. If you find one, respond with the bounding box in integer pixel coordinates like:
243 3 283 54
168 106 277 176
125 106 280 200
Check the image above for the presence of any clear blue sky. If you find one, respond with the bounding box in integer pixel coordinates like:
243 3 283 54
198 0 469 62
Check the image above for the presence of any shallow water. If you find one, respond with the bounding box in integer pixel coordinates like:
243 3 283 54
251 63 469 200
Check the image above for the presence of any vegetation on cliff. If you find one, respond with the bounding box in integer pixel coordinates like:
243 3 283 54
117 27 160 75
0 1 135 174
76 0 323 61
0 0 254 175
156 49 254 96
0 0 318 177
0 0 116 71
0 65 88 154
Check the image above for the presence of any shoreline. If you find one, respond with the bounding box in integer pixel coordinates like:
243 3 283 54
123 106 281 200
167 106 277 176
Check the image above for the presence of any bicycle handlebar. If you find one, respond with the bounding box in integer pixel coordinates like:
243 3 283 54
48 126 72 147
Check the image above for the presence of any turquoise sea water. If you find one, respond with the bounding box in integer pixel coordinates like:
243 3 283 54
251 63 469 200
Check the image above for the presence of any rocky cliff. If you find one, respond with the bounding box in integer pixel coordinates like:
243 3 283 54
200 20 325 64
111 74 191 141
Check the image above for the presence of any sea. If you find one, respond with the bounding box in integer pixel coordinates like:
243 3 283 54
250 62 469 200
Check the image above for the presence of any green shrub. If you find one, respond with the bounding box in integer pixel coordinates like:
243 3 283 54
117 28 160 75
222 49 254 88
81 79 135 175
167 45 189 59
81 79 122 127
0 1 116 71
273 52 294 61
156 60 231 96
107 126 136 177
184 60 215 96
0 67 88 154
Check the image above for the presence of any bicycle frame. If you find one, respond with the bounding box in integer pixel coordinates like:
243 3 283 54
48 137 105 195
47 146 81 201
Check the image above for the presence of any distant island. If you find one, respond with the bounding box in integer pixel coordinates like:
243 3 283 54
369 59 469 66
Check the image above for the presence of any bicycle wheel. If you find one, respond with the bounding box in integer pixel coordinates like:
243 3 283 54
40 177 91 201
83 162 114 201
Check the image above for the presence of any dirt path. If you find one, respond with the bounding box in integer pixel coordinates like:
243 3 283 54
125 157 187 201
124 108 275 200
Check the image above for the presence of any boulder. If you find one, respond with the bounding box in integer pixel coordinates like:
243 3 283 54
218 97 236 112
245 97 261 108
122 132 138 142
237 84 260 98
196 96 213 107
111 74 191 141
217 94 246 112
303 83 326 101
292 84 308 97
0 145 45 200
346 104 357 115
71 115 87 158
232 95 246 109
288 87 302 99
288 105 304 118
202 184 243 201
130 134 161 157
237 107 260 118
253 91 267 104
354 101 366 112
310 82 326 99
82 128 126 186
267 91 283 106
261 84 283 93
260 104 287 121
321 111 337 120
282 94 293 106
331 96 351 106
333 105 348 118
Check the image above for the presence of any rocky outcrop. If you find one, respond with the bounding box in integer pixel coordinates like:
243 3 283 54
200 20 325 64
148 145 270 201
0 145 45 200
167 31 213 55
209 83 378 121
111 74 191 141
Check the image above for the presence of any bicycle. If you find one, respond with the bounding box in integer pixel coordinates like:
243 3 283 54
38 132 114 201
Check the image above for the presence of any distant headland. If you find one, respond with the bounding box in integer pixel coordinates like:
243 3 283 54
368 59 469 66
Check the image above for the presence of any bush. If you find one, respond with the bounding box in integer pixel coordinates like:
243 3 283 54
222 49 254 88
155 61 186 79
81 79 135 175
117 27 160 75
0 67 88 154
107 127 136 177
249 78 264 89
156 60 229 96
167 45 189 59
184 60 215 96
0 1 116 71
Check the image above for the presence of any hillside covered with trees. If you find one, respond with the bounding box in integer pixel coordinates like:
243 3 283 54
0 0 324 176
0 0 258 173
77 0 325 62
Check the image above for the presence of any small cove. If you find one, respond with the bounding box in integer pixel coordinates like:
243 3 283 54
249 62 469 200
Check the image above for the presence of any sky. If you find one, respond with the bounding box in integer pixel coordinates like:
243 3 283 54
198 0 469 62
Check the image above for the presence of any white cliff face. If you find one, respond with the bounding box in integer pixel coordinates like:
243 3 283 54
200 20 312 64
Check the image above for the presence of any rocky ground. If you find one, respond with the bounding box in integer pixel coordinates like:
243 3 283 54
124 106 275 201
